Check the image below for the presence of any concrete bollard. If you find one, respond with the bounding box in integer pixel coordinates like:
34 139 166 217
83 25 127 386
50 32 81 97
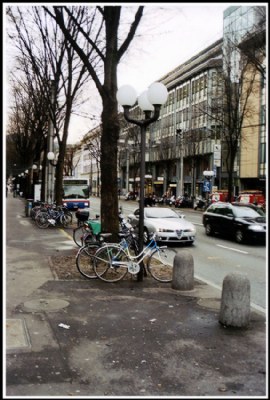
219 273 250 328
171 251 194 290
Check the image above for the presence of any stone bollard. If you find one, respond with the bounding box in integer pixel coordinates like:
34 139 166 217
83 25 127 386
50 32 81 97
171 251 194 290
219 273 250 328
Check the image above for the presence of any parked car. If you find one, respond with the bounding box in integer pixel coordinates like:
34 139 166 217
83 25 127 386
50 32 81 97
127 207 196 245
202 202 266 244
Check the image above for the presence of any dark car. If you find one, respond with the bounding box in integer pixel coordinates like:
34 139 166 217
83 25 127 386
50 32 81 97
231 201 266 216
202 202 266 244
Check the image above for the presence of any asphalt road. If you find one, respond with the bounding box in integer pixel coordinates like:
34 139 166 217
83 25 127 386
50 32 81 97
86 197 266 314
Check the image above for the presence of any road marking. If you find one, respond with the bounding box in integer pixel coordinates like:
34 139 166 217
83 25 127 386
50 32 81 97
195 274 266 316
216 244 248 254
59 228 74 241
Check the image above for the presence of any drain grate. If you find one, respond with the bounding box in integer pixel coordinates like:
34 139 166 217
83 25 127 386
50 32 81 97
6 319 31 352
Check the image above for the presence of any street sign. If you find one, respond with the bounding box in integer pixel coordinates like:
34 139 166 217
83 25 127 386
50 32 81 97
203 180 211 192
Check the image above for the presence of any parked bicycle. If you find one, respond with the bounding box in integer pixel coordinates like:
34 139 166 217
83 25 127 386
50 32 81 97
93 232 173 283
73 208 130 248
35 204 72 228
76 216 139 279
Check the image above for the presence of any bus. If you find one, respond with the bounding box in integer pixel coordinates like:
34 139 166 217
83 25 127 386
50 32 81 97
62 177 90 209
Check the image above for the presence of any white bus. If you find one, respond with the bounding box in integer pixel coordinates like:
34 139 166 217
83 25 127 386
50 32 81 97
62 177 90 209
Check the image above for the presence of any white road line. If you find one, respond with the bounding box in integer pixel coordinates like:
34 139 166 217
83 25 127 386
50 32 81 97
216 244 248 254
195 274 266 316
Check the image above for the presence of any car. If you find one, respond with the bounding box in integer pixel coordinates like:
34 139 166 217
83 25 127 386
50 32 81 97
127 207 196 245
202 202 266 244
231 201 266 216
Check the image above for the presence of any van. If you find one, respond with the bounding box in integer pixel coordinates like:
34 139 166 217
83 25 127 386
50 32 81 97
237 190 265 206
210 190 233 203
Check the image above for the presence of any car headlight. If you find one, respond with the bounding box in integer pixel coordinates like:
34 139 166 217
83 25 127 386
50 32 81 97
248 225 265 232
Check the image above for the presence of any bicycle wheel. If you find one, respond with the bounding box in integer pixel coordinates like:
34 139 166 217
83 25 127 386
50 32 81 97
76 244 100 279
73 226 88 247
35 211 50 229
147 248 173 283
94 245 128 283
60 213 72 227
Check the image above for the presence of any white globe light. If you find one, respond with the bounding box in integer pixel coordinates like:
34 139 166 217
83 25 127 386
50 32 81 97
25 169 28 174
203 170 214 177
32 164 38 170
138 91 154 111
117 85 137 106
147 82 168 105
47 152 55 161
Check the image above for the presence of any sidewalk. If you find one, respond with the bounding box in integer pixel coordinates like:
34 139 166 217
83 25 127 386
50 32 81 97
4 196 267 398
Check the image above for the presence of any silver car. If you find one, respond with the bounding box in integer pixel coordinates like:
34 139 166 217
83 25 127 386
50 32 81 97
127 207 196 245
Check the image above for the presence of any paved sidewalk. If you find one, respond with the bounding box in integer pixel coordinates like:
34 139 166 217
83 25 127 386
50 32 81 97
4 196 267 398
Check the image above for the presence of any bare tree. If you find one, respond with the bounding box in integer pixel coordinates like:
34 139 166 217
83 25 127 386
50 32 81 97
7 6 92 204
44 5 144 239
6 70 48 197
237 6 266 80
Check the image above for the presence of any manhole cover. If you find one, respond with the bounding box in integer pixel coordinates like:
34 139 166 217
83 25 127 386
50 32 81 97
23 298 70 312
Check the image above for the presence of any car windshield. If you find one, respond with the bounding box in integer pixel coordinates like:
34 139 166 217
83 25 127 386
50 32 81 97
145 208 178 218
233 207 261 218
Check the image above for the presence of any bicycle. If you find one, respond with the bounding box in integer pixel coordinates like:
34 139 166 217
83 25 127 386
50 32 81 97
35 204 72 228
73 217 101 247
76 224 139 280
93 232 173 283
73 210 132 248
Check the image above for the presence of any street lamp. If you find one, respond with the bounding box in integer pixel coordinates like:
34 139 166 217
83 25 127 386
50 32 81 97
203 170 214 203
47 151 58 167
117 82 168 281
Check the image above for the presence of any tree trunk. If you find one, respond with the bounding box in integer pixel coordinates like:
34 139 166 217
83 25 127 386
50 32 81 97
100 93 120 240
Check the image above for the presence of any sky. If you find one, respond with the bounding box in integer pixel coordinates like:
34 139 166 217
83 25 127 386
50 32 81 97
68 2 232 143
4 2 255 145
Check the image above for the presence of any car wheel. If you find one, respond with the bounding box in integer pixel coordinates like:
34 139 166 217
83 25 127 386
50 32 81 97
235 229 245 244
143 228 150 244
205 223 213 236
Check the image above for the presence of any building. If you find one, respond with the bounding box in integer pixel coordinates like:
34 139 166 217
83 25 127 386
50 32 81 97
223 6 266 194
73 5 266 201
119 39 224 199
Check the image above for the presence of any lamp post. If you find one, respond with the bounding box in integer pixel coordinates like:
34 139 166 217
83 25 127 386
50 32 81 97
117 82 168 281
176 128 184 197
203 170 214 204
47 151 57 203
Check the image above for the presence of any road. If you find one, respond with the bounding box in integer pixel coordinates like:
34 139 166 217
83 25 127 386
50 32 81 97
86 197 267 314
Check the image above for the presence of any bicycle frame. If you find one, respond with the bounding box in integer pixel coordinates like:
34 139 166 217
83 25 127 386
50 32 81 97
99 233 167 274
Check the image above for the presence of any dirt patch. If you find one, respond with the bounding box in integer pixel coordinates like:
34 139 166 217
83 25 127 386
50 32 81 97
50 250 173 282
50 254 84 280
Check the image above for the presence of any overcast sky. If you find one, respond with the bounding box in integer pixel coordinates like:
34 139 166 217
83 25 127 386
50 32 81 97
4 2 249 144
68 2 232 143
